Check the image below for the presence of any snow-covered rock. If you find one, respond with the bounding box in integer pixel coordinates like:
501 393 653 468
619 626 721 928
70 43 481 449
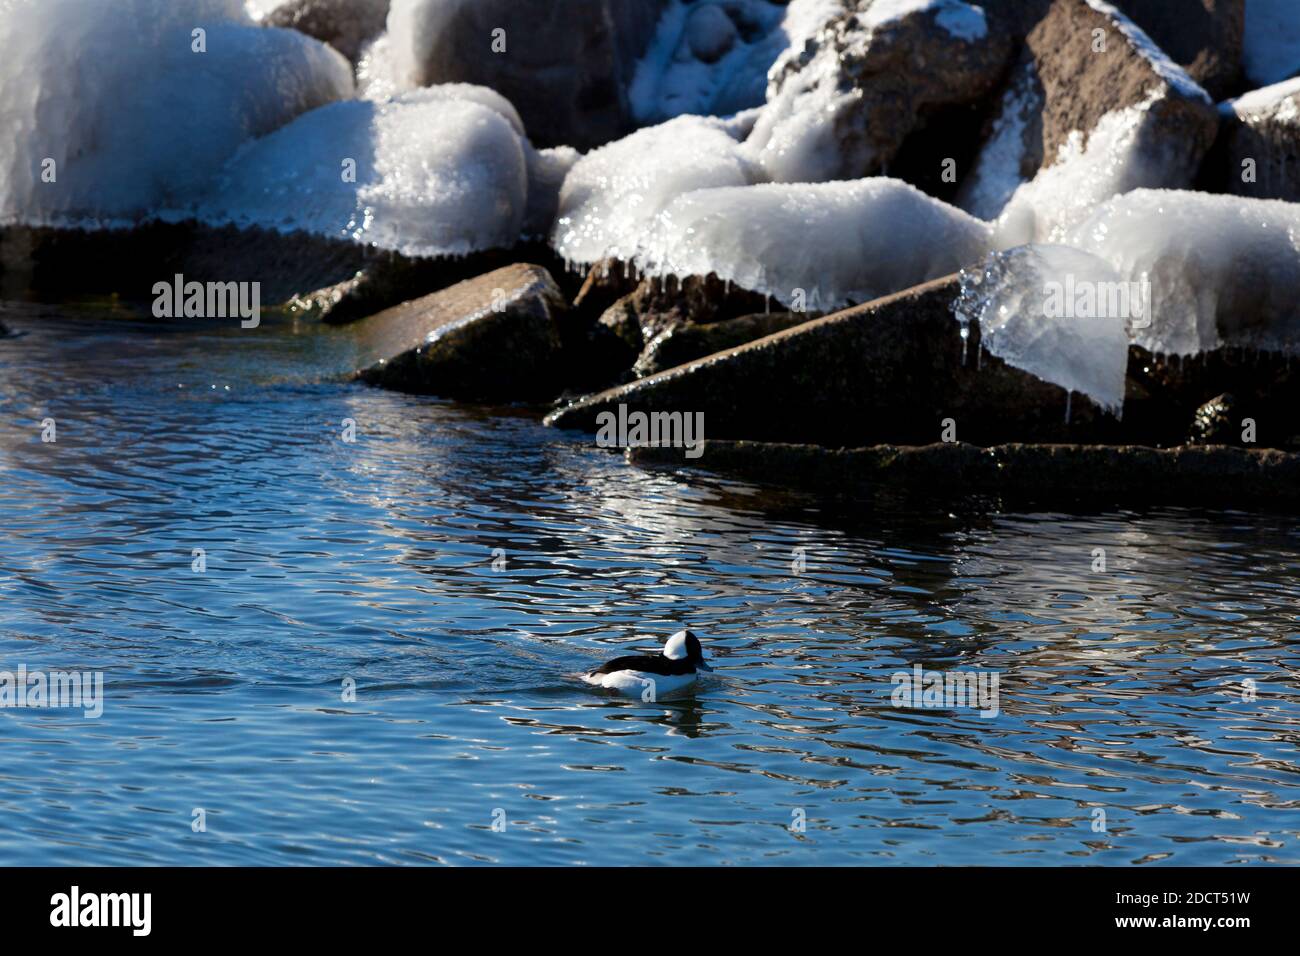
1243 0 1300 88
1222 77 1300 202
553 115 756 266
975 0 1219 244
0 0 354 227
263 0 390 63
1113 0 1243 100
198 86 530 257
386 0 668 149
635 179 993 310
742 0 1011 183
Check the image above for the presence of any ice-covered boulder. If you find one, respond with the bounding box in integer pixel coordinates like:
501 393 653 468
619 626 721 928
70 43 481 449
0 0 354 227
197 86 530 258
263 0 391 63
1066 188 1300 356
959 0 1219 243
635 179 994 310
386 0 668 149
1242 0 1300 88
742 0 1012 183
1222 78 1300 202
355 263 568 400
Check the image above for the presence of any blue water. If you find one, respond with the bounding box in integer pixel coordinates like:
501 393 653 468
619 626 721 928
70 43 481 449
2 303 1299 866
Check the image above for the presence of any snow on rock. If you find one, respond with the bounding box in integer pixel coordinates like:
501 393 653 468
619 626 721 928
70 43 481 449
0 0 354 227
629 0 843 124
1066 188 1300 356
743 0 1008 183
954 244 1130 414
1243 0 1300 88
552 116 756 266
198 87 529 257
634 178 993 310
977 0 1217 244
1222 76 1300 202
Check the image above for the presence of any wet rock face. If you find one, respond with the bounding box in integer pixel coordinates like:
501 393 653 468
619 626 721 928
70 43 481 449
627 440 1300 508
265 0 391 63
404 0 668 150
1223 82 1300 202
748 0 1013 182
355 263 568 401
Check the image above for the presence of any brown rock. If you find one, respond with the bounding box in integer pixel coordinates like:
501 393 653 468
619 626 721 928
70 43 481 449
748 0 1014 182
265 0 390 63
403 0 668 149
958 0 1220 225
1222 82 1300 202
546 273 1300 448
355 263 567 401
1116 0 1244 100
634 311 816 377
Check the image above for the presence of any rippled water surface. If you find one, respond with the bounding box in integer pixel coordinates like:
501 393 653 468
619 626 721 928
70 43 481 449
1 304 1299 866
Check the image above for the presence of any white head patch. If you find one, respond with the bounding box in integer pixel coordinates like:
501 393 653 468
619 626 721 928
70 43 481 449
662 631 689 660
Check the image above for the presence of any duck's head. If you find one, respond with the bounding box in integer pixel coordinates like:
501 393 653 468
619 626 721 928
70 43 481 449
662 629 712 671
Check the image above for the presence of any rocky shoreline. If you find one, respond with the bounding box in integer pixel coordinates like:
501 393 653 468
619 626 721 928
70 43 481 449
3 0 1299 509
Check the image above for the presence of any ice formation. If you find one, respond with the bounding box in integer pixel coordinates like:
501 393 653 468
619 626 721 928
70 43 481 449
552 116 757 265
636 179 993 309
954 190 1300 413
1066 189 1300 357
955 245 1131 413
1243 0 1300 89
628 0 845 123
0 0 354 226
198 87 530 257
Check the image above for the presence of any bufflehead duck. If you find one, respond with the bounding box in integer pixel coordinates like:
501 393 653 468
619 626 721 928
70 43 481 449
583 630 714 697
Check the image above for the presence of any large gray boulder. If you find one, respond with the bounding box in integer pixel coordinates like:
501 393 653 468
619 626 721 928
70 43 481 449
355 263 568 400
398 0 668 149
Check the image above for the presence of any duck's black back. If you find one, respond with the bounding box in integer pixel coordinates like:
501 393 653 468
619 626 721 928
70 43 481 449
591 654 695 676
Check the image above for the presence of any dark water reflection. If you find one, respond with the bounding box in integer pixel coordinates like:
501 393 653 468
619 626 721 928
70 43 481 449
1 304 1298 865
